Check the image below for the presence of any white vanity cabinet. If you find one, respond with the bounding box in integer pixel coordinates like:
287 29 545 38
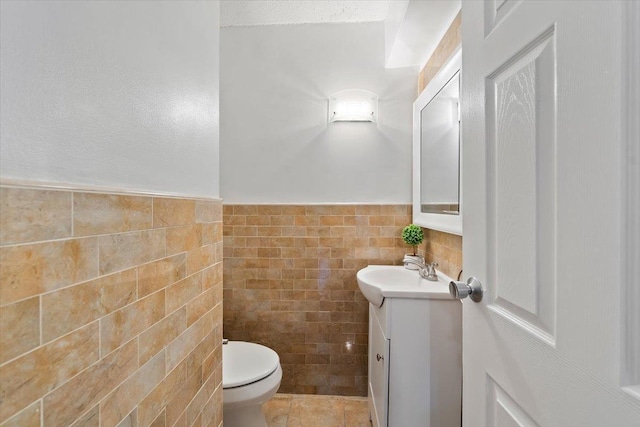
368 302 390 426
367 296 462 427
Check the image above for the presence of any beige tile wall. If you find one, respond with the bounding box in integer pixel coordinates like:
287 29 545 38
422 228 462 280
418 10 462 94
0 185 223 427
223 204 413 396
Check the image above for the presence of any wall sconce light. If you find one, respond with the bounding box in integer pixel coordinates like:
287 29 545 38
328 89 378 123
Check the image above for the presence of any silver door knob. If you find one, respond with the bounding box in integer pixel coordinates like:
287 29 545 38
449 277 483 302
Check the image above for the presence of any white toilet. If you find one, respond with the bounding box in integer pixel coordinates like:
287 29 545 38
222 341 282 427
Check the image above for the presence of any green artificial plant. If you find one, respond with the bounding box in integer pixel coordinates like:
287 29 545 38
402 224 424 256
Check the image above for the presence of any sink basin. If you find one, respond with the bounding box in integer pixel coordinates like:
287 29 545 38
356 265 454 307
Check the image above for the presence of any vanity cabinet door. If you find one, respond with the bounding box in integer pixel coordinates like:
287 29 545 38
368 304 390 427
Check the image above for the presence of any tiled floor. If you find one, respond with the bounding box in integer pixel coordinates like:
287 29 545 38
263 393 372 427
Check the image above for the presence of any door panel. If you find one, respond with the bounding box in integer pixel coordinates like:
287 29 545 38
486 27 557 343
487 376 538 427
484 0 523 37
462 1 640 425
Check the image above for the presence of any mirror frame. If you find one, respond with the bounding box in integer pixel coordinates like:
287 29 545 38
412 48 462 235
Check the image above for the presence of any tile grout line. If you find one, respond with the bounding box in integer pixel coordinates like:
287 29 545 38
0 261 145 311
98 317 102 360
38 295 43 349
70 191 74 237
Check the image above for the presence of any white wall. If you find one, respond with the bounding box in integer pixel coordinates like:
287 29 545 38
0 1 220 198
220 23 417 204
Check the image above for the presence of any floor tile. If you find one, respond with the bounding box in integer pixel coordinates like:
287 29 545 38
264 394 292 427
263 393 371 427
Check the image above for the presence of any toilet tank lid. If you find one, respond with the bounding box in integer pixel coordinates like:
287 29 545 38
222 341 280 388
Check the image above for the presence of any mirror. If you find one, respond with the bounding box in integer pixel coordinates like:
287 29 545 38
412 49 462 235
421 71 460 215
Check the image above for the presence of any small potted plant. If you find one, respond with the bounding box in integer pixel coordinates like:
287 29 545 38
402 224 425 270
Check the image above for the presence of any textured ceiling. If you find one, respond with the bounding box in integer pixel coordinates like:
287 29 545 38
220 0 393 27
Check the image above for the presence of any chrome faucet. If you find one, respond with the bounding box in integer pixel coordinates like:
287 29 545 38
402 257 439 281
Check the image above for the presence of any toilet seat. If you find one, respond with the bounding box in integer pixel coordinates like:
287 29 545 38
223 341 280 388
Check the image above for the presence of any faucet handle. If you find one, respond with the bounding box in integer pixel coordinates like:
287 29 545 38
425 262 439 281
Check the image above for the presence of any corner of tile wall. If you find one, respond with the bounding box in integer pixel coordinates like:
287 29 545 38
418 10 462 94
420 227 463 280
0 185 224 427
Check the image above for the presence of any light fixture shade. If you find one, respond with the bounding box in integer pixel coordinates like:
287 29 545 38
328 89 378 123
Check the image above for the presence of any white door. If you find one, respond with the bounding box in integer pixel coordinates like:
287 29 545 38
461 1 640 426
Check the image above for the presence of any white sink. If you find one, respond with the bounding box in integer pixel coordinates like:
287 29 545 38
356 265 454 307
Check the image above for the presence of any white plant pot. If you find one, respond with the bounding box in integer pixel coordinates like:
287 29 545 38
403 254 424 270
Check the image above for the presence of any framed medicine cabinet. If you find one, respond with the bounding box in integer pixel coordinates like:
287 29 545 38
412 49 462 235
